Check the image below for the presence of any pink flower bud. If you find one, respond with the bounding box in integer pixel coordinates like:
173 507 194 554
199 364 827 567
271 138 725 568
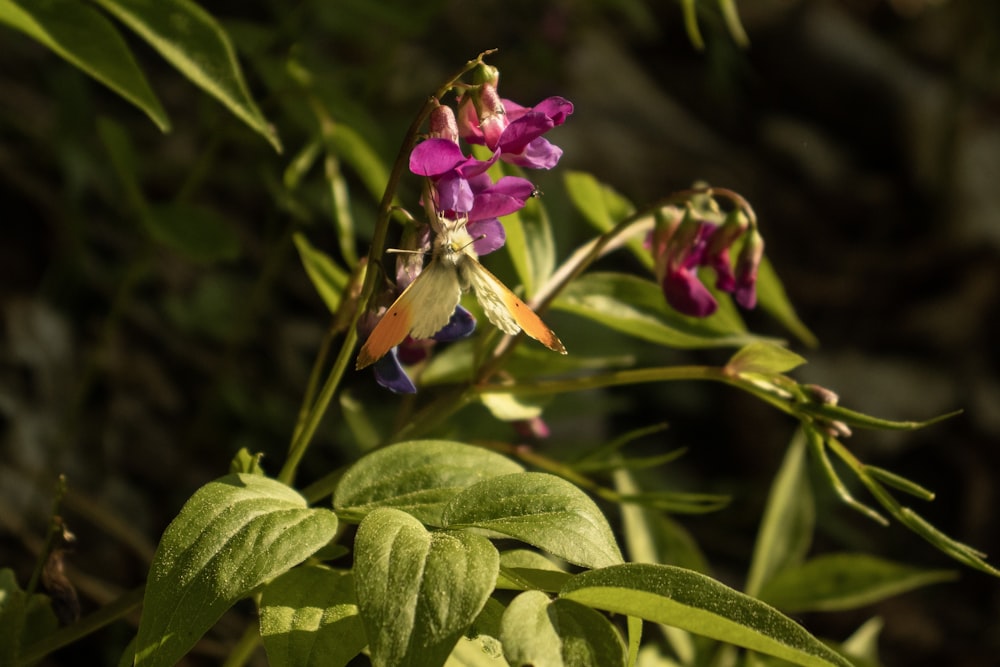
428 104 459 144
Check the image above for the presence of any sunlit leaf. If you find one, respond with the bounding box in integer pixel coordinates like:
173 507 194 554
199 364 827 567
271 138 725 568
334 440 524 526
259 566 366 667
727 342 807 376
92 0 281 150
354 509 499 667
561 564 853 667
500 590 627 667
133 474 338 667
0 0 168 130
553 272 757 349
442 472 623 569
757 553 957 613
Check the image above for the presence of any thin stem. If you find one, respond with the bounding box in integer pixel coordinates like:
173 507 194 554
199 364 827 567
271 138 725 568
18 586 144 665
221 622 263 667
278 51 497 485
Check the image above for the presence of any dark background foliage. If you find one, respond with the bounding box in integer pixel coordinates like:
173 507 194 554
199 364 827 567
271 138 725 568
1 1 998 665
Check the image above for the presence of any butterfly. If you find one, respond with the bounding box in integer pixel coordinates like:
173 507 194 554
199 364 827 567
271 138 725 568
356 216 566 369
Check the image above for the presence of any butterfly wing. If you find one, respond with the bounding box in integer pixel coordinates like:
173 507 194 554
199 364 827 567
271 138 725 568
356 259 462 369
461 257 566 354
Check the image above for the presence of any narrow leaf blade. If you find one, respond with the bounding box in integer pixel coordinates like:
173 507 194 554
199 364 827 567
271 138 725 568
92 0 281 150
0 0 168 130
560 563 853 667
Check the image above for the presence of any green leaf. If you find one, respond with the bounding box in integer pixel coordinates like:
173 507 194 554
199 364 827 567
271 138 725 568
353 509 499 667
91 0 281 151
259 565 367 667
757 553 957 613
229 447 265 475
441 472 624 569
503 195 555 298
560 564 853 667
334 440 524 526
293 232 350 313
726 342 807 376
745 429 815 597
0 568 25 665
800 404 962 432
134 473 339 667
755 257 818 348
496 550 571 593
145 202 241 263
553 272 756 349
563 171 650 270
479 392 548 422
0 0 168 130
327 123 390 203
500 590 627 667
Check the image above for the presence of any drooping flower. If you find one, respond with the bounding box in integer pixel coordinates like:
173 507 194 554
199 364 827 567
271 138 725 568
651 206 763 317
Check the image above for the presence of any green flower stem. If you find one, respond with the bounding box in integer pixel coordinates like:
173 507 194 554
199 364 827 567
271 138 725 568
279 51 497 485
18 586 144 665
474 365 732 399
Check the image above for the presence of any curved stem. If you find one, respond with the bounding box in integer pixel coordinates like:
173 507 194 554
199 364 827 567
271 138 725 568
278 51 498 485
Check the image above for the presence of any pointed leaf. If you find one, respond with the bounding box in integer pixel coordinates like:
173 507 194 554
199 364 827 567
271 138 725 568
560 564 853 667
745 429 815 597
727 342 807 376
334 440 524 526
553 272 757 348
353 509 499 667
758 553 957 613
755 257 818 348
500 590 627 667
259 565 366 667
293 232 350 313
134 473 338 667
502 194 554 298
91 0 281 151
441 472 623 569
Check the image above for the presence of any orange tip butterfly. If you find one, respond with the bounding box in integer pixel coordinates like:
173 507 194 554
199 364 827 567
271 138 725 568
356 216 566 369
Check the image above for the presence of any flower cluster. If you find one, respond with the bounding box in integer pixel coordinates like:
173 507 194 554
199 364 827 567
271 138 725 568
369 64 573 393
650 204 764 318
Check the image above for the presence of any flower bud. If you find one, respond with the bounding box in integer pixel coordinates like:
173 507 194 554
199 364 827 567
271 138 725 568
428 104 459 144
734 228 764 309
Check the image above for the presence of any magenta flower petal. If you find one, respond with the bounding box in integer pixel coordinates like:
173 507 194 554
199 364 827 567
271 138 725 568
467 218 506 256
436 172 474 213
532 96 574 125
501 137 564 170
663 268 718 317
409 139 466 176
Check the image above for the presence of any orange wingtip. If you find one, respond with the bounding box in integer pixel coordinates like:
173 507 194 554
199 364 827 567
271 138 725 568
502 291 567 354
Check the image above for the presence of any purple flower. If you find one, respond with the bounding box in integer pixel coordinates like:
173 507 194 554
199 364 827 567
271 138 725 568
373 306 477 394
651 207 763 318
458 83 573 170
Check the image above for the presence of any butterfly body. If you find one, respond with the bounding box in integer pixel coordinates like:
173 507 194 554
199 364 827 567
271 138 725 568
356 217 565 369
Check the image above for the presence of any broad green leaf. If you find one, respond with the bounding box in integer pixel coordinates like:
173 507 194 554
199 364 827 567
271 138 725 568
560 564 853 667
755 257 818 348
91 0 281 151
726 342 807 376
447 637 511 666
293 232 350 313
0 0 168 130
134 473 338 667
334 440 524 526
353 509 499 667
500 590 627 667
553 272 756 349
259 565 366 667
757 553 956 613
145 202 241 263
745 429 814 597
441 472 624 569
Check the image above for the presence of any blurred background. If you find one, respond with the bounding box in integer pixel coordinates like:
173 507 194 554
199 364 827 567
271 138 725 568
2 0 999 664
